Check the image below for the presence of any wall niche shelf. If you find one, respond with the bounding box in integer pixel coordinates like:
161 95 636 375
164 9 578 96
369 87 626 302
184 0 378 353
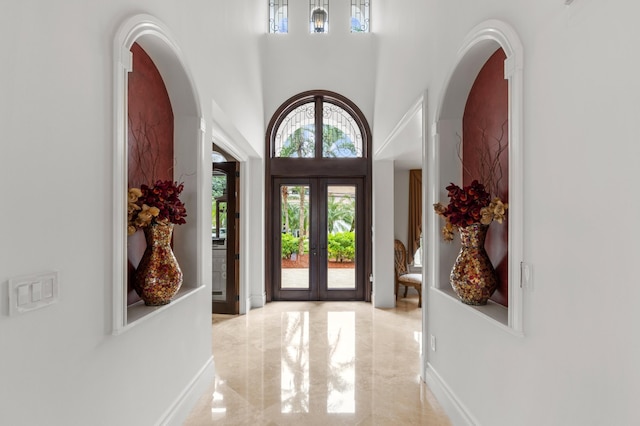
428 19 525 335
115 285 205 335
112 14 206 335
430 286 522 336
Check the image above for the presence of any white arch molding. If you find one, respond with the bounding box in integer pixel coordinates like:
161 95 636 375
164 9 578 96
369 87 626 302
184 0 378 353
429 20 524 335
112 14 207 334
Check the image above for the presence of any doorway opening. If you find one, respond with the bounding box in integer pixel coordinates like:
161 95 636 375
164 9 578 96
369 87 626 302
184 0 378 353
272 178 365 301
265 90 372 302
212 147 239 314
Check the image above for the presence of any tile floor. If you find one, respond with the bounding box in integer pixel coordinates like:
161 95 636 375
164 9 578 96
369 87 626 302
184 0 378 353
184 295 451 425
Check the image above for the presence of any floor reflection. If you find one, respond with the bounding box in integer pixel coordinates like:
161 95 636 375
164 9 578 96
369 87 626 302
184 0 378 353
209 378 226 420
280 311 309 413
279 311 356 414
185 298 452 425
327 311 355 413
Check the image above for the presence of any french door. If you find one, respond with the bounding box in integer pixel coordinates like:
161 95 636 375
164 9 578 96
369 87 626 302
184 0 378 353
272 177 365 301
212 161 238 314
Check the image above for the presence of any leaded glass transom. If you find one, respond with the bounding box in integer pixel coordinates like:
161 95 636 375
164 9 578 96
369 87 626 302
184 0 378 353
273 100 364 158
269 0 288 34
274 102 316 157
212 150 227 163
350 0 370 33
322 103 363 158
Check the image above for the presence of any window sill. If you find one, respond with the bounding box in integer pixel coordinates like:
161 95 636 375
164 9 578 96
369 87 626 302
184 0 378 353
115 285 205 335
431 286 522 337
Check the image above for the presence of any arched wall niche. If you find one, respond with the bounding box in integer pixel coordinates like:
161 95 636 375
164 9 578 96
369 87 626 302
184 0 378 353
113 14 207 334
429 19 524 334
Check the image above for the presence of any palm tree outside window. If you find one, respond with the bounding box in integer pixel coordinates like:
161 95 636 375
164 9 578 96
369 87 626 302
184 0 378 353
274 101 363 159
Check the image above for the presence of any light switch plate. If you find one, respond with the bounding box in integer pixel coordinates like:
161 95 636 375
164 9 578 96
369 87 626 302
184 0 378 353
42 279 53 298
32 282 42 302
17 285 30 306
521 262 533 290
8 271 59 316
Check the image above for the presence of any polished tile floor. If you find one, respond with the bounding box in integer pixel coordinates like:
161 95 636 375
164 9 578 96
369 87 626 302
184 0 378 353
184 295 451 425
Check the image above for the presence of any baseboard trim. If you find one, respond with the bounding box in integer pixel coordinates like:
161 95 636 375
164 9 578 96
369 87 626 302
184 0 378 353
249 292 266 309
425 363 479 426
156 356 215 426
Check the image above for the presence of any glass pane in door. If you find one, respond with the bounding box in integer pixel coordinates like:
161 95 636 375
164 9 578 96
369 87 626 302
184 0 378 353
280 185 310 289
326 185 356 289
212 171 228 302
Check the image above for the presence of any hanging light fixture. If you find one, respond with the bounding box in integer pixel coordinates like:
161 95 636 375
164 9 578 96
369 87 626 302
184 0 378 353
312 8 327 32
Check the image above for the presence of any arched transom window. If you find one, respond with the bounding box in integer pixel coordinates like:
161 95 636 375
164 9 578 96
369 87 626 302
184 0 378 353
273 97 364 159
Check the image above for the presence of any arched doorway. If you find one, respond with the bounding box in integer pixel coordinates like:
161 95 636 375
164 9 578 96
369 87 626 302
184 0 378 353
429 19 524 333
112 14 205 332
265 90 372 302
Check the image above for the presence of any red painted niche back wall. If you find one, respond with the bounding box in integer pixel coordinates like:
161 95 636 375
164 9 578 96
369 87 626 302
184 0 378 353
127 42 174 188
462 48 509 307
126 42 175 305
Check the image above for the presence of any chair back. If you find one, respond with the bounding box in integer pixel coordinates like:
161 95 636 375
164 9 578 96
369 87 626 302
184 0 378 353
394 239 408 277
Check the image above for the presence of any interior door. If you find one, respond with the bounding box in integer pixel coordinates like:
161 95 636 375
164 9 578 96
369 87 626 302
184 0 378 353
272 177 364 301
212 162 238 314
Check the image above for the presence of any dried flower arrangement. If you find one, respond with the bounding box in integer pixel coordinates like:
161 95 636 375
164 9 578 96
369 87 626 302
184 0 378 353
433 123 509 241
433 180 507 241
127 180 187 235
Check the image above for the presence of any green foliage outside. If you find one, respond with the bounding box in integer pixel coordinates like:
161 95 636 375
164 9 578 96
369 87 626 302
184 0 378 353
212 174 226 230
327 195 355 233
328 232 355 262
280 127 314 158
322 125 356 158
281 233 299 259
279 124 357 159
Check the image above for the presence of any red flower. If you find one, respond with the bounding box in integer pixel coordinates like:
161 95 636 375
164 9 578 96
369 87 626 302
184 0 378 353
434 180 507 241
135 180 187 226
438 180 490 227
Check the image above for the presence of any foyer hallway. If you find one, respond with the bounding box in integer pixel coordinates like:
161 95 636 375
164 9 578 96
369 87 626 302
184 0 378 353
184 296 451 425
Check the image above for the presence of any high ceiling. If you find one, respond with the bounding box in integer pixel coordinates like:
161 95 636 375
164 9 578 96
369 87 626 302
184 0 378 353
374 104 422 171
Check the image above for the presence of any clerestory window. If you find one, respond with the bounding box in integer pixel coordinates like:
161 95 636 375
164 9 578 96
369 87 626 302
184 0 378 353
350 0 370 33
310 0 329 33
270 0 370 34
269 0 288 34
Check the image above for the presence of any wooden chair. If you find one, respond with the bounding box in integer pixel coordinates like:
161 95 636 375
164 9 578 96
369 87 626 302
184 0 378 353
394 239 422 307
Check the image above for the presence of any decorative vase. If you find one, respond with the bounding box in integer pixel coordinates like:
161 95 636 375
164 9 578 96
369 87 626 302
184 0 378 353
450 223 498 305
134 223 183 306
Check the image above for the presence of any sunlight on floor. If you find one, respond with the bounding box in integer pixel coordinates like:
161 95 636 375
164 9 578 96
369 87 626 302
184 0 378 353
187 295 451 425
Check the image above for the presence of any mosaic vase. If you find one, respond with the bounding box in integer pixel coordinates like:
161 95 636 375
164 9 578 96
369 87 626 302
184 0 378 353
134 223 183 306
450 223 497 305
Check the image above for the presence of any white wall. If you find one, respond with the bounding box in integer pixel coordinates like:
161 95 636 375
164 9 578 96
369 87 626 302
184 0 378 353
393 169 409 246
0 1 265 424
245 157 266 309
372 0 432 151
375 0 640 424
260 0 377 127
201 0 266 154
372 160 395 308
